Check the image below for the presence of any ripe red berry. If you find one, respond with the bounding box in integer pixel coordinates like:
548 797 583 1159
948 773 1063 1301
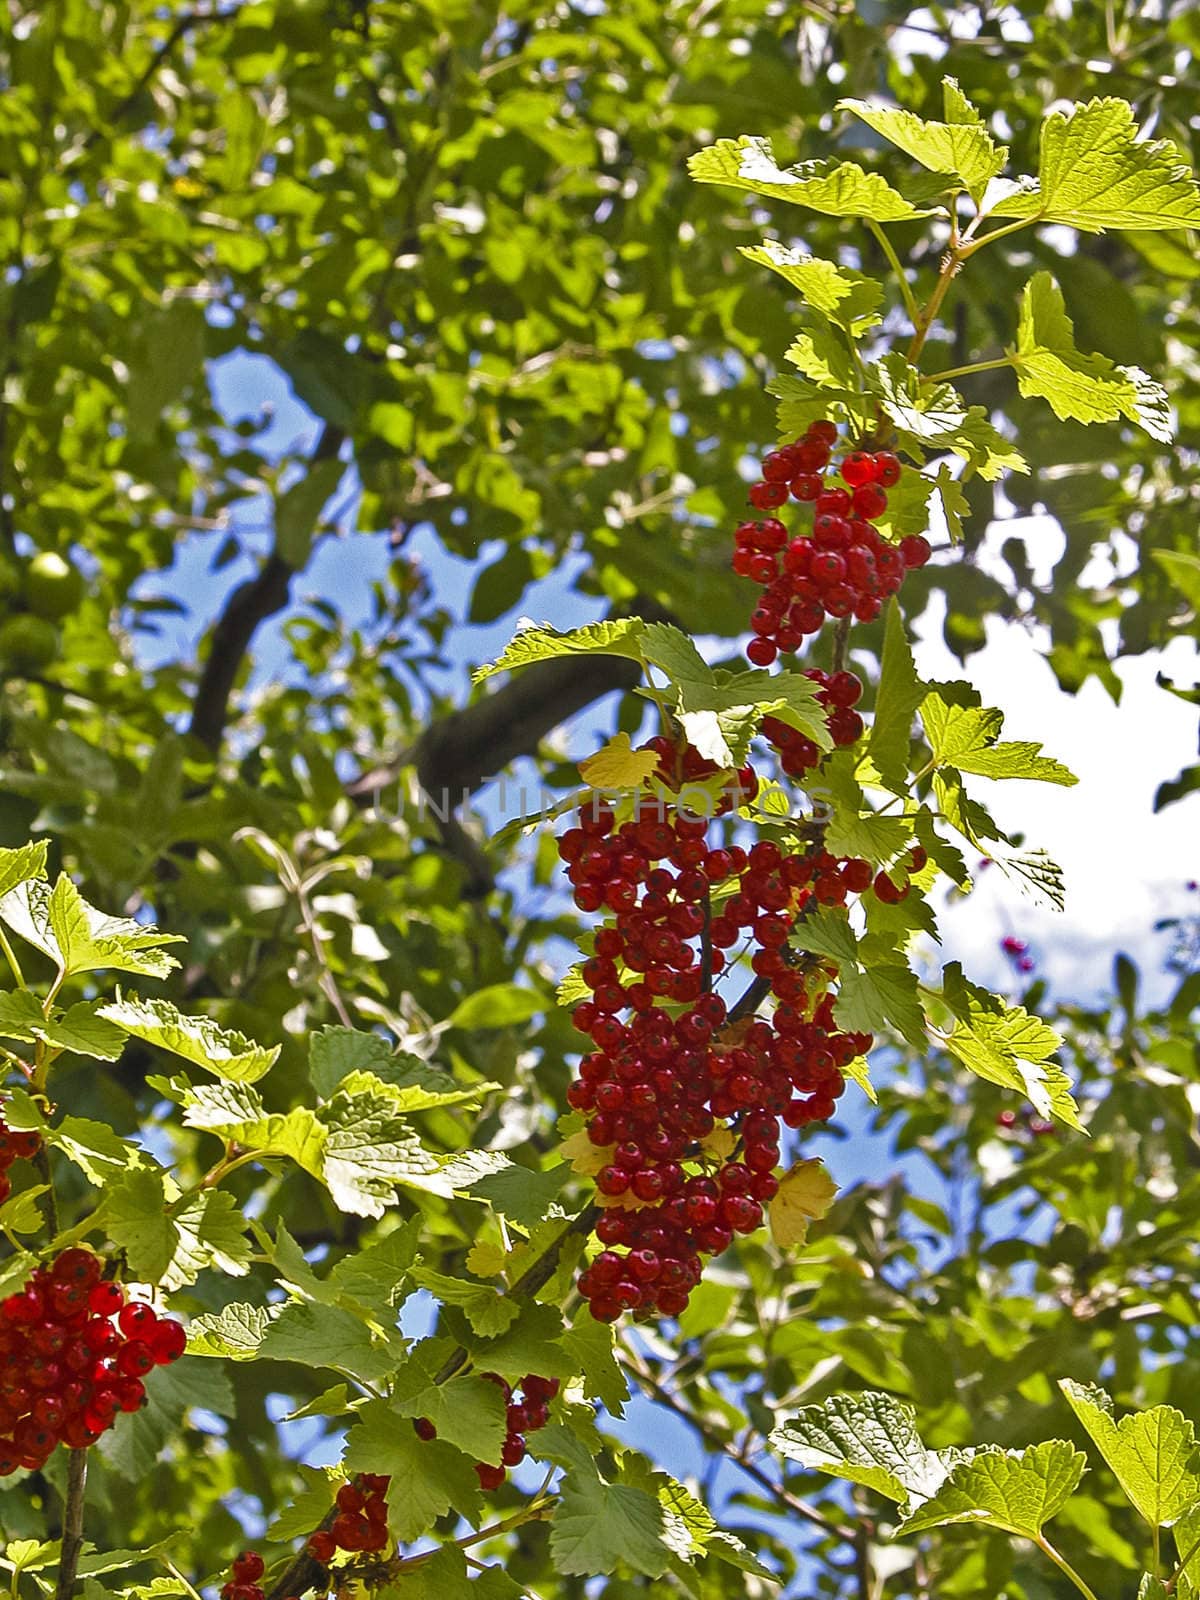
899 533 932 568
873 451 901 486
307 1530 336 1564
840 451 877 488
232 1553 265 1582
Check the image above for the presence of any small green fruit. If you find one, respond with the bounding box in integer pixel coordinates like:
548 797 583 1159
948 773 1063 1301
0 614 60 673
24 551 85 619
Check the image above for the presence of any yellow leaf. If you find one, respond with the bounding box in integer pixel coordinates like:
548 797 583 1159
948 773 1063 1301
172 175 206 198
768 1158 838 1248
579 733 661 792
700 1125 737 1161
559 1128 612 1177
465 1240 508 1278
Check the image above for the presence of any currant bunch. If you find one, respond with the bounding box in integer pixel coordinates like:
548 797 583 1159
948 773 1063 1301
306 1473 391 1562
0 1250 185 1474
0 1105 42 1205
732 419 932 665
558 742 876 1322
220 1551 266 1600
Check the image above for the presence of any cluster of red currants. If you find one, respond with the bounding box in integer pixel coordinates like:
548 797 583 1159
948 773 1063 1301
307 1473 391 1563
762 666 864 779
732 419 931 665
220 1551 267 1600
560 742 875 1323
0 1249 185 1474
0 1105 42 1204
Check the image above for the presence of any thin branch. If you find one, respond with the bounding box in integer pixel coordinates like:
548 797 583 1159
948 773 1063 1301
53 1448 88 1600
76 8 243 156
622 1350 858 1544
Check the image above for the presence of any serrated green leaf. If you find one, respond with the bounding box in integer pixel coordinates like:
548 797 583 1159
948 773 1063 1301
0 1185 48 1235
1013 273 1171 440
330 1223 420 1315
935 463 969 543
309 1025 394 1095
102 1168 251 1289
474 618 644 682
771 1391 965 1504
551 1470 672 1578
940 963 1081 1129
1060 1381 1200 1527
922 689 1077 784
738 242 882 331
689 136 935 221
258 1300 394 1382
460 1301 575 1385
390 1345 508 1465
990 98 1200 231
468 1163 569 1231
186 1301 276 1360
896 1441 1086 1537
96 995 280 1083
0 841 47 900
835 961 925 1048
816 755 912 864
342 1399 481 1541
98 1358 234 1481
870 599 925 791
871 355 1028 479
559 1314 628 1419
838 91 1006 201
3 874 184 978
0 992 126 1060
785 315 856 389
793 907 860 966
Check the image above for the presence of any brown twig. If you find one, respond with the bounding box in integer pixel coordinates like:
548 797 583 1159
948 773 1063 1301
53 1448 88 1600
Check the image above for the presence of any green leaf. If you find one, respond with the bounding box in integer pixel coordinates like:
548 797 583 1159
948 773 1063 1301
186 1302 275 1360
897 1441 1086 1537
816 755 913 864
274 455 343 567
409 1266 520 1339
835 961 925 1048
1013 273 1171 440
473 618 644 682
921 689 1078 784
792 907 861 966
1059 1381 1200 1527
0 841 47 900
459 1302 575 1385
838 88 1007 201
98 1358 234 1481
309 1026 394 1096
559 1314 628 1419
0 875 183 979
257 1300 394 1383
96 996 279 1083
935 463 970 543
1174 1504 1200 1598
0 1185 49 1235
0 992 126 1060
871 355 1027 479
784 316 857 389
689 137 936 221
772 1391 965 1504
390 1346 508 1465
870 599 925 791
102 1168 252 1289
990 98 1200 232
329 1222 420 1315
265 1466 338 1544
940 963 1081 1130
341 1400 481 1541
1153 550 1200 611
551 1468 672 1578
446 984 544 1029
468 1163 569 1231
738 242 883 331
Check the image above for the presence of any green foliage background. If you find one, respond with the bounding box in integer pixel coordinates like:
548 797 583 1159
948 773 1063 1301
0 0 1198 1597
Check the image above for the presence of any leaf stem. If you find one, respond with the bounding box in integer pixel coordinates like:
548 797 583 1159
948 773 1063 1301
1035 1534 1101 1600
866 220 918 324
53 1447 88 1600
957 216 1037 257
0 925 25 989
1166 1526 1200 1592
924 357 1012 383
